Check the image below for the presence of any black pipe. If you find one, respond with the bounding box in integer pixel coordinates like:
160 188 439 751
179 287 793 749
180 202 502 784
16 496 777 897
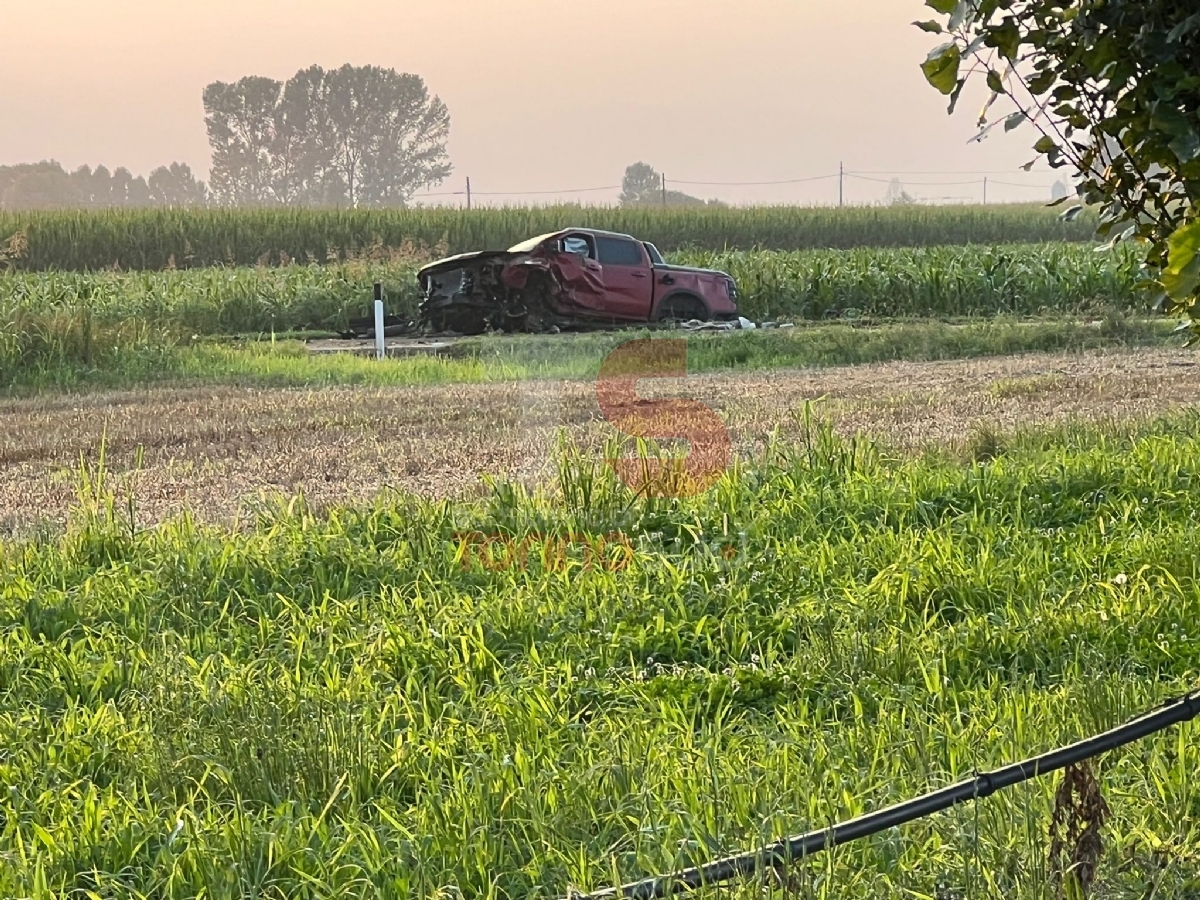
570 690 1200 900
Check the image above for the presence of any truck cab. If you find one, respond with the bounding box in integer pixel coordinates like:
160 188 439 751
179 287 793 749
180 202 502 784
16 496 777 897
547 228 740 323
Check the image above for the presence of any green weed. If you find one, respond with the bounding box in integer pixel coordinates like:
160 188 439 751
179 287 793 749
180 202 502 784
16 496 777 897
0 416 1198 898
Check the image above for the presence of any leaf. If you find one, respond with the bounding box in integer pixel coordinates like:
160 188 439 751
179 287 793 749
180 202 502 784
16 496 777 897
913 20 944 33
948 1 971 31
947 78 967 114
971 119 1001 144
1060 205 1084 222
963 33 987 57
976 98 1002 131
993 18 1022 62
1163 220 1200 302
925 0 957 15
1152 105 1197 158
1005 112 1026 132
31 823 58 853
1169 129 1200 163
1027 69 1057 95
1034 136 1059 154
921 43 962 96
986 71 1004 93
1167 13 1200 44
1169 221 1200 267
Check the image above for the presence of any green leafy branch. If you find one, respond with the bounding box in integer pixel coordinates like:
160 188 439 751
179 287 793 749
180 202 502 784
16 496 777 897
918 0 1200 339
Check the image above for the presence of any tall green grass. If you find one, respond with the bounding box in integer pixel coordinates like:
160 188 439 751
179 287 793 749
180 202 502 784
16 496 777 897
8 316 1173 394
0 203 1099 271
1 417 1198 898
0 305 179 386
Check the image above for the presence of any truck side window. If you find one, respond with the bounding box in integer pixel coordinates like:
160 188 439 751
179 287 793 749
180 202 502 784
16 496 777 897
562 235 595 257
596 237 645 267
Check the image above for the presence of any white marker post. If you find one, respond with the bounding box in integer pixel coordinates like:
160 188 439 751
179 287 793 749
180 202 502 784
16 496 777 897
373 282 386 360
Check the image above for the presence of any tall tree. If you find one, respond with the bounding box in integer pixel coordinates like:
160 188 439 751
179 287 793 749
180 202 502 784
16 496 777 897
275 65 332 205
203 75 289 205
619 162 721 207
202 65 452 208
318 65 452 208
621 162 662 205
111 167 152 207
82 165 114 208
148 163 208 207
919 0 1200 334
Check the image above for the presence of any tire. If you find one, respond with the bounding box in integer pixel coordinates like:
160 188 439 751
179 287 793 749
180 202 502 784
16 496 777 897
656 294 708 323
428 309 488 336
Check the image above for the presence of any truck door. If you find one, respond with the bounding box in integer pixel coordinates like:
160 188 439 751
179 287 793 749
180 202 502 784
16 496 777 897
594 235 654 321
551 233 608 313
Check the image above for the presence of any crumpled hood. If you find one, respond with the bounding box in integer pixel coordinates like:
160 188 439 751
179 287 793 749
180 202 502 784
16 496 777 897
418 250 520 279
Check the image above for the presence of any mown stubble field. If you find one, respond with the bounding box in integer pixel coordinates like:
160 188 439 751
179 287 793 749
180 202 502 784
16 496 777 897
2 346 1198 534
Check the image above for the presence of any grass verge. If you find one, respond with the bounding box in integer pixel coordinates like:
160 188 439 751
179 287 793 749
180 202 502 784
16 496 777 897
6 314 1178 394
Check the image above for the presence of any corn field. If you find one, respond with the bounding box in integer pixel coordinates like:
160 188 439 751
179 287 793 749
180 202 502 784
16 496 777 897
0 241 1151 386
684 243 1142 320
0 204 1099 271
0 242 1142 338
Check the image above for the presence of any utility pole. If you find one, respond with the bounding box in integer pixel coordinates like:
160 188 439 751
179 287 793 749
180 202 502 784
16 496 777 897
839 162 844 208
466 177 472 211
983 177 988 206
662 172 667 208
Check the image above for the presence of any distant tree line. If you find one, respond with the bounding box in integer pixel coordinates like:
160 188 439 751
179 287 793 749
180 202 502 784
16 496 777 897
1 64 451 211
0 161 207 210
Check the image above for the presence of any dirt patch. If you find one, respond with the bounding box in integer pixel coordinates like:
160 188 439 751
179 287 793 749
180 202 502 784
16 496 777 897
2 347 1197 533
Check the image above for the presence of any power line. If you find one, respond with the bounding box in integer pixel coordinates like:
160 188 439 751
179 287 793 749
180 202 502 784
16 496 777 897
414 185 620 198
851 169 1053 175
846 173 982 186
409 169 1060 203
990 179 1058 188
472 186 619 196
669 174 839 186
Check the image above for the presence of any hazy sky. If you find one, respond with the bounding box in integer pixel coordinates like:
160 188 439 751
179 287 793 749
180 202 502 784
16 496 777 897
1 0 1061 205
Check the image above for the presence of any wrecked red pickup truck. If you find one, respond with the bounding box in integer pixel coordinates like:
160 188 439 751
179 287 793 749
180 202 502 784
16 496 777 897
414 228 740 335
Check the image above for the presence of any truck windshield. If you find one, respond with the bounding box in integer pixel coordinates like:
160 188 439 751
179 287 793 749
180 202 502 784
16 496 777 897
643 242 666 265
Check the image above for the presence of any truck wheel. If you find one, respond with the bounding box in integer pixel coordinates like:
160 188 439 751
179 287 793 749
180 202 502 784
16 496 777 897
657 295 708 323
431 309 488 336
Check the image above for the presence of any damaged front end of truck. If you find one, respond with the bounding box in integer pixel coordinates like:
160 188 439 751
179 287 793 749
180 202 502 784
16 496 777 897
416 240 617 335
